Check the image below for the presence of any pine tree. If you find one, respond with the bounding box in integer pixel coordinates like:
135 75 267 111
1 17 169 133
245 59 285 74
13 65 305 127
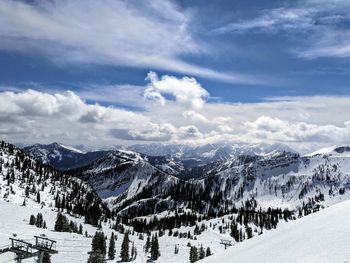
145 235 151 252
131 241 135 260
87 250 104 263
174 245 179 254
36 213 43 228
54 213 65 232
108 232 116 260
189 246 198 263
91 232 106 258
120 232 129 261
42 252 51 263
29 214 36 225
199 244 205 259
206 246 211 257
37 191 41 203
150 235 160 260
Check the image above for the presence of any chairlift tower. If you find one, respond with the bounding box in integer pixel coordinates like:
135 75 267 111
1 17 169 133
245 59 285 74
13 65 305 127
220 239 233 249
0 236 58 263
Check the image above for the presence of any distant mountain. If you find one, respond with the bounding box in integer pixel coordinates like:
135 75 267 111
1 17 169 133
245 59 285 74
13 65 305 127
68 143 350 220
129 142 296 179
23 142 108 171
22 142 294 178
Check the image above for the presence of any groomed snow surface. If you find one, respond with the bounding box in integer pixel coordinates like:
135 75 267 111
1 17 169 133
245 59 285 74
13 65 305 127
202 198 350 263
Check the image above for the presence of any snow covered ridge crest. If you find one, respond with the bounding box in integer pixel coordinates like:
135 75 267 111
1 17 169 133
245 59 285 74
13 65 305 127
0 141 109 226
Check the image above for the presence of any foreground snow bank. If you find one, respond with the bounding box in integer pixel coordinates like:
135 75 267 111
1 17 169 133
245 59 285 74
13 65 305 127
202 198 350 263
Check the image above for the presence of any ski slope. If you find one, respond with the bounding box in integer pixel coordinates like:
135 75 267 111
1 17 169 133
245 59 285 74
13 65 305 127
0 199 231 263
201 198 350 263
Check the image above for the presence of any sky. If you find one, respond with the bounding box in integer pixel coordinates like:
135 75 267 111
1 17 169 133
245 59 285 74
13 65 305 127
1 0 350 153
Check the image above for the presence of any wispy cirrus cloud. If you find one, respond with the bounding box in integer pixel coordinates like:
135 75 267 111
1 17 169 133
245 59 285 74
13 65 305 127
213 0 350 59
0 0 262 84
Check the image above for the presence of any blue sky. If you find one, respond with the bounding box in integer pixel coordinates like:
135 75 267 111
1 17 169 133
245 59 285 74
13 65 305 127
1 0 350 152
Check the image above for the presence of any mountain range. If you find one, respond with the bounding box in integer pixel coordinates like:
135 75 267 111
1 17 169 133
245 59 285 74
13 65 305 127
23 141 350 216
2 140 350 262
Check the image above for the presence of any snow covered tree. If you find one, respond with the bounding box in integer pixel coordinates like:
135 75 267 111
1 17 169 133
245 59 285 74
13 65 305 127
108 232 115 260
120 232 129 261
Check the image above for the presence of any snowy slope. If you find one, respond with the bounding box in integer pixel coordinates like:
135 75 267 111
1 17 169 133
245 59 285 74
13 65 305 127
201 198 350 263
0 199 241 263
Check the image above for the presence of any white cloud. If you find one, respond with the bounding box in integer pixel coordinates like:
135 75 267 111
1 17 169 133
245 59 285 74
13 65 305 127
0 0 260 84
144 71 209 109
214 0 350 59
2 73 350 153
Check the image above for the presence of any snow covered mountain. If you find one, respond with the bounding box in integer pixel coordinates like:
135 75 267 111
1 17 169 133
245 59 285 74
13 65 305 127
23 141 295 179
68 144 350 221
2 140 350 262
23 142 108 171
0 141 109 225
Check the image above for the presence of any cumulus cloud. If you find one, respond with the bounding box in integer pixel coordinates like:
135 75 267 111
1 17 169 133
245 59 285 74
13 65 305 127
244 116 350 144
2 73 350 153
144 71 209 109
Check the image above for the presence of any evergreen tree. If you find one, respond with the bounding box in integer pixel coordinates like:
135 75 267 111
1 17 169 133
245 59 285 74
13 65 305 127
108 232 116 260
120 232 130 261
42 252 51 263
91 232 106 258
189 246 198 263
199 244 205 259
29 214 36 225
205 247 211 257
87 250 104 263
145 235 151 252
36 213 43 228
150 235 160 260
25 186 30 197
54 213 67 232
37 191 41 203
174 245 179 254
131 241 135 260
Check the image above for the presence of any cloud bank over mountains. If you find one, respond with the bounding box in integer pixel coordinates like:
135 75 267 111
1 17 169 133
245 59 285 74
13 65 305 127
1 72 350 153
